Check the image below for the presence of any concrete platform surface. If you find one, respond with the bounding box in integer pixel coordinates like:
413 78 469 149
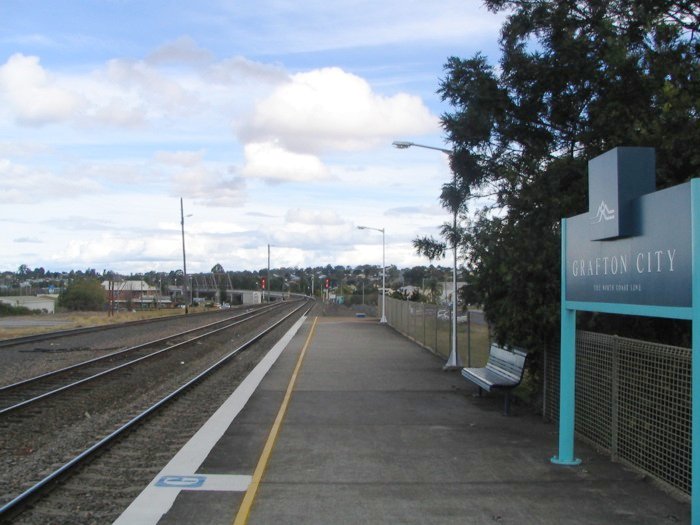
121 314 690 524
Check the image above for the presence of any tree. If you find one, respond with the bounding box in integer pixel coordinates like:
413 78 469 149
58 278 106 311
439 0 700 350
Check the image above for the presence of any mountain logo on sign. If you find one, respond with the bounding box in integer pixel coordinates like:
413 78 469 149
591 200 616 224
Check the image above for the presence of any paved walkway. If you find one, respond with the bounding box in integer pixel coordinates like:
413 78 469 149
125 313 691 524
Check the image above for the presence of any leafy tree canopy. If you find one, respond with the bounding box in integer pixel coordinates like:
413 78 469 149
58 278 106 311
440 0 700 350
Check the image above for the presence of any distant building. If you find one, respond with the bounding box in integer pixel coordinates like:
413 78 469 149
241 291 262 305
101 280 170 309
0 295 57 313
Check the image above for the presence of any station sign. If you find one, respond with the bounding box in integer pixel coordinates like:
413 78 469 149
565 147 692 308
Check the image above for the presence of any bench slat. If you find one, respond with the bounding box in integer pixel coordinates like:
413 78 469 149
461 367 520 391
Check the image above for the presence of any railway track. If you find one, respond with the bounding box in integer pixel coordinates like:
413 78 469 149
0 304 279 390
0 299 311 523
0 302 282 414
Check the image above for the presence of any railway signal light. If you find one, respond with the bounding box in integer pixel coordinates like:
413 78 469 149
261 277 266 290
325 278 330 289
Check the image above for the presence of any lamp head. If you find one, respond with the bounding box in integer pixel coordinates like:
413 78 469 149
392 141 413 149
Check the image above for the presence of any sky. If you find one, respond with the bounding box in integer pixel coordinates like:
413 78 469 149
0 0 504 275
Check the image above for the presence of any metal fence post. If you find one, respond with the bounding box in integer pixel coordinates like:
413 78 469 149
542 343 548 421
423 303 426 347
611 335 620 459
466 309 472 367
434 307 438 354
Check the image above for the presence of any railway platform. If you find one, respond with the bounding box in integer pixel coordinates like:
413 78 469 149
115 312 690 524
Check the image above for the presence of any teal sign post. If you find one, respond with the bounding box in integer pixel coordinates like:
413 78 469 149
552 147 700 524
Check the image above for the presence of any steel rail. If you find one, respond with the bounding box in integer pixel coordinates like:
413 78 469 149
0 299 311 520
0 303 282 393
0 302 291 415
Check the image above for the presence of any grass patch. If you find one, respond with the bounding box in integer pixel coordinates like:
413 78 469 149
0 308 188 340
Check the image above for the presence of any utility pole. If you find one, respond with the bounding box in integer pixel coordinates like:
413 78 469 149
180 197 189 315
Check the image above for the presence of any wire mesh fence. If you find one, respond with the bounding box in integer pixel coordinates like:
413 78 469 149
545 331 691 496
384 297 492 369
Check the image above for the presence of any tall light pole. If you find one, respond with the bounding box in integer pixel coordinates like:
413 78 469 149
180 198 190 315
392 140 462 370
357 225 387 324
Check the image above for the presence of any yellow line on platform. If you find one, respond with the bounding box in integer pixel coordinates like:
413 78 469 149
232 316 318 525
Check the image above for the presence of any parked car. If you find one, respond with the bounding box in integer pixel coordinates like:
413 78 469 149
437 309 450 321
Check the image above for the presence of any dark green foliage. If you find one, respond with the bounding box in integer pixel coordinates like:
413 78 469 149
413 236 447 261
0 303 33 316
441 1 700 351
58 278 106 311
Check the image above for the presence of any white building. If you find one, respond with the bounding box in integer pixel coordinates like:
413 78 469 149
241 291 262 305
0 295 57 313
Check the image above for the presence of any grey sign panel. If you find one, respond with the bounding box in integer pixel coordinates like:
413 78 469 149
566 182 692 307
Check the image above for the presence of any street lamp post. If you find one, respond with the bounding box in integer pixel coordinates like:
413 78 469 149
357 225 387 324
392 140 452 155
392 140 462 370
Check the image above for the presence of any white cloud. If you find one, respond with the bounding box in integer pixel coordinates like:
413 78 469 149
205 56 288 86
0 159 102 203
0 53 81 125
60 234 181 268
155 150 206 167
97 58 198 118
146 36 214 66
0 141 52 157
0 48 286 132
88 99 147 128
286 208 344 226
173 164 247 207
14 237 42 243
241 142 330 183
239 67 439 154
0 28 456 272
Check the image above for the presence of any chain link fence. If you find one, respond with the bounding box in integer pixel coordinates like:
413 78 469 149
383 297 492 369
545 331 691 496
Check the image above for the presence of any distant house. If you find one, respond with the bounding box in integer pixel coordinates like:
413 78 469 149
0 295 57 313
101 280 170 309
